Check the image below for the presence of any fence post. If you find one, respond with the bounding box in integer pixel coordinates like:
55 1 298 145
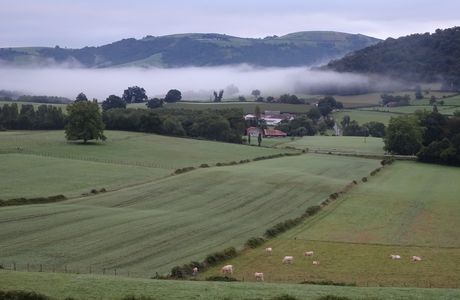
39 264 42 272
103 268 105 275
114 268 117 276
65 265 67 273
13 262 16 271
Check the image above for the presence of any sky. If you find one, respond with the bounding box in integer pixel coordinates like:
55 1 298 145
0 0 459 48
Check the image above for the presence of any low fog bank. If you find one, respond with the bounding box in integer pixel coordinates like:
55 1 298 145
0 65 404 101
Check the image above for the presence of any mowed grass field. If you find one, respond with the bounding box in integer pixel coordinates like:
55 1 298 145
2 271 460 300
0 154 380 277
333 109 398 125
0 131 291 198
203 161 460 287
277 136 385 155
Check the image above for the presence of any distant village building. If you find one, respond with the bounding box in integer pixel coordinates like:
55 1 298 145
246 127 262 137
263 129 287 137
244 111 293 126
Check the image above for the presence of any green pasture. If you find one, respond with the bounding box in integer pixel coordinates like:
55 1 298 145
360 104 458 115
0 154 168 199
333 109 397 125
129 101 312 114
290 161 460 247
2 271 460 300
334 93 383 108
0 154 380 277
203 240 460 288
204 161 460 287
0 131 289 170
278 136 385 155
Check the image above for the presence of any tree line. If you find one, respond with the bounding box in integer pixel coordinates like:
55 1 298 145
0 103 65 130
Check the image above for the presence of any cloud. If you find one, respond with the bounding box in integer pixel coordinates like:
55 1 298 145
0 0 458 47
0 65 403 100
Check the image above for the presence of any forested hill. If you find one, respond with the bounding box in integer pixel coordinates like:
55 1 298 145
326 27 460 89
0 31 379 68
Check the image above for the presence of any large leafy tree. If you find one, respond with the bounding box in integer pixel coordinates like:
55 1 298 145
102 95 126 111
65 100 106 143
122 86 148 103
384 115 423 155
164 89 182 103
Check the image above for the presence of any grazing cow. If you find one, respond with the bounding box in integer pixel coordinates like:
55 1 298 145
411 256 422 262
192 267 198 276
312 260 320 265
282 256 294 264
221 264 234 275
390 254 401 260
304 251 314 257
265 247 273 255
254 272 264 281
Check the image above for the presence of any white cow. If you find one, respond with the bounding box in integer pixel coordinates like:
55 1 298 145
411 256 422 262
254 272 264 281
265 247 273 255
390 254 401 260
282 256 294 264
312 260 320 265
192 267 198 276
304 251 314 257
221 264 234 274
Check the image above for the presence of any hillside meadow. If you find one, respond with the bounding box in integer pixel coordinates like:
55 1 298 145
202 161 460 287
2 270 460 300
278 135 385 155
0 130 291 198
0 154 381 277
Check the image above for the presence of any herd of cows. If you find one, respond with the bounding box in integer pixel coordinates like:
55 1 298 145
210 247 424 282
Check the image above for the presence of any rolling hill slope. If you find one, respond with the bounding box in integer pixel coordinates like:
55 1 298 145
0 31 380 68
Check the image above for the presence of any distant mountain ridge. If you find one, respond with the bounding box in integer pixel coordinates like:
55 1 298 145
326 27 460 89
0 31 380 68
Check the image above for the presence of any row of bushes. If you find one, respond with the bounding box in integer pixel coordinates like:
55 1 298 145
0 195 66 207
300 280 356 286
172 152 302 175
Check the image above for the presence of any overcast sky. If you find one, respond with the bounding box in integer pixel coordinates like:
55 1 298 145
1 0 459 48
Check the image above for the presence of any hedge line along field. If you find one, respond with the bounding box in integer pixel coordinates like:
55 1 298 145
0 131 293 198
129 101 313 114
278 136 385 155
202 161 460 287
359 105 459 115
0 154 380 277
2 271 460 300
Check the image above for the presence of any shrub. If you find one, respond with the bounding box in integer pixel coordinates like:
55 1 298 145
270 295 299 300
362 177 368 182
300 280 356 287
352 180 357 184
0 290 50 300
99 188 107 193
264 218 302 238
204 247 237 266
205 276 238 282
174 167 195 174
216 162 223 166
90 189 99 194
121 296 156 300
305 205 321 217
199 164 209 168
329 192 339 200
245 236 266 248
317 296 352 300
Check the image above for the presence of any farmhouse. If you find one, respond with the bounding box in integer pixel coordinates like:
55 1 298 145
244 111 293 126
264 128 287 137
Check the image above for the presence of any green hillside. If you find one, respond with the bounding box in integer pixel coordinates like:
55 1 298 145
202 161 460 287
0 153 379 276
0 31 380 68
327 27 460 89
